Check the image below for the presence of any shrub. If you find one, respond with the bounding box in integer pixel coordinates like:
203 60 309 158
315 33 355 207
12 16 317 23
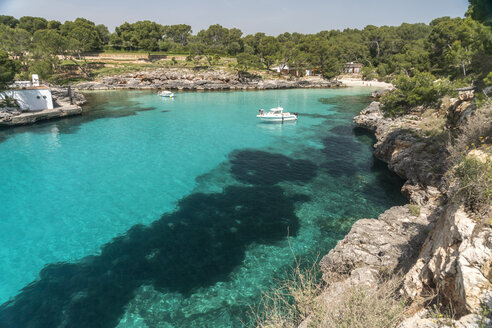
381 72 452 117
453 155 492 215
418 109 447 137
446 101 492 166
0 96 19 108
323 277 408 328
445 101 492 216
407 204 421 217
28 60 53 80
361 66 377 80
251 261 324 328
251 264 408 328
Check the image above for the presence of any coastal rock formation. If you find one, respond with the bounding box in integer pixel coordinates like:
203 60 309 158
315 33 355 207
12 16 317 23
74 68 342 91
445 91 476 128
403 205 492 315
319 205 440 279
317 100 491 327
371 88 391 99
353 102 446 186
51 87 86 106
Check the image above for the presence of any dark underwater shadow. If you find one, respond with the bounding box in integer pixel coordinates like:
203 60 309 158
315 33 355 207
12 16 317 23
0 150 315 328
230 150 318 185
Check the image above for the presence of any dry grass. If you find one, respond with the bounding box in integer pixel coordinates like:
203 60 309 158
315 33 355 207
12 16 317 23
250 260 325 328
418 109 447 137
445 101 492 217
407 204 421 217
322 276 408 328
250 263 409 328
446 101 492 166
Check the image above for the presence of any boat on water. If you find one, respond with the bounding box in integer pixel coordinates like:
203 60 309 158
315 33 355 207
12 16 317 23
158 90 174 98
257 107 298 122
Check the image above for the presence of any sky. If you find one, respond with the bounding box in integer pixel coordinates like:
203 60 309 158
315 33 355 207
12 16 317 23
0 0 469 35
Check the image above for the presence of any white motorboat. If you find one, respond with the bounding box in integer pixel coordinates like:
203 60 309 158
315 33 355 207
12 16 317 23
158 90 174 98
257 107 298 122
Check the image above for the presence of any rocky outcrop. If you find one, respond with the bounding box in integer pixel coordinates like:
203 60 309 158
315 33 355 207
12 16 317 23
354 102 447 186
446 90 476 128
403 205 492 315
317 100 491 327
51 87 86 106
371 88 391 99
74 68 342 90
320 205 441 279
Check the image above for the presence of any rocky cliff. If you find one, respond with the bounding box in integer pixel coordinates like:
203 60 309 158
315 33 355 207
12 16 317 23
317 99 491 327
74 68 342 90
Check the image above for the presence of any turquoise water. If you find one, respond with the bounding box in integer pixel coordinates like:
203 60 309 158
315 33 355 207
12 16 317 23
0 88 406 327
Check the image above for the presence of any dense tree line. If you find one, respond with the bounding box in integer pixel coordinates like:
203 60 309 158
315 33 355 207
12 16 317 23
0 0 490 89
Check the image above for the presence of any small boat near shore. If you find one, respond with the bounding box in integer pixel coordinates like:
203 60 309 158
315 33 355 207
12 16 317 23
158 90 174 98
257 107 298 122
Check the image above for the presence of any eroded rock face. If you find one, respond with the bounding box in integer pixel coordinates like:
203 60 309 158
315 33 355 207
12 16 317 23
446 91 476 128
51 87 86 106
316 99 491 328
320 205 440 280
74 68 342 90
403 206 492 315
354 102 447 186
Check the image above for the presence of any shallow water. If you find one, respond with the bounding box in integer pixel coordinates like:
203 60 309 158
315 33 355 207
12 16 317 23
0 88 406 327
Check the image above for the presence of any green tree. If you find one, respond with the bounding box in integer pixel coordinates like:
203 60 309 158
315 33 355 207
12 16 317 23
257 36 280 70
61 18 103 52
164 24 192 46
18 16 47 34
32 29 67 74
467 0 492 27
96 24 110 45
47 20 61 30
236 53 260 72
132 20 164 58
0 26 31 69
427 17 488 77
381 71 451 116
0 15 18 28
243 32 265 54
0 50 18 91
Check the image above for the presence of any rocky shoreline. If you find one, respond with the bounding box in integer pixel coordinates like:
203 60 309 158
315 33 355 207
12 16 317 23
74 68 343 91
315 99 491 327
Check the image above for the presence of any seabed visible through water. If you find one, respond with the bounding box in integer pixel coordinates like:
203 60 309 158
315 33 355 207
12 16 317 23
0 88 406 327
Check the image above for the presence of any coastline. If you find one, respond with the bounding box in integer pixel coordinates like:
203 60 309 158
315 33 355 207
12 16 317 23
314 98 491 328
73 68 358 91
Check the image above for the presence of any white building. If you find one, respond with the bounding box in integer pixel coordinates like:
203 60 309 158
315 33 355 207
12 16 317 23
1 75 54 111
270 65 316 76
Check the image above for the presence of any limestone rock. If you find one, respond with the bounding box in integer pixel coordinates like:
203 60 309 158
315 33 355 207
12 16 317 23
403 206 492 315
74 68 342 91
320 205 439 281
371 88 390 99
50 87 86 106
353 101 384 132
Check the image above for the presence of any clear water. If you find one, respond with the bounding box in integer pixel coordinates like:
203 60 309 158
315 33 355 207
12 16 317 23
0 88 406 327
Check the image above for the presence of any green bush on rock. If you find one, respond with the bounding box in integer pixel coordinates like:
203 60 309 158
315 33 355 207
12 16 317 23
381 72 452 117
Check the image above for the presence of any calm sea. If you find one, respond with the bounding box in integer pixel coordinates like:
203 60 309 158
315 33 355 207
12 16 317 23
0 88 405 327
